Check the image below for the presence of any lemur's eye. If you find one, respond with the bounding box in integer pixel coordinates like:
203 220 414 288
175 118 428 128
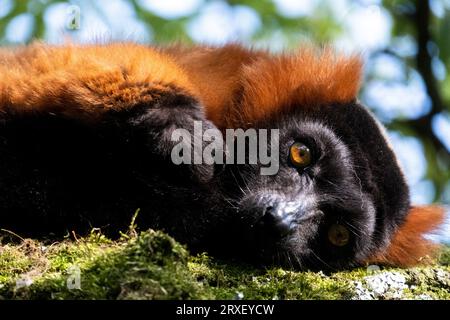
328 224 350 247
289 142 311 168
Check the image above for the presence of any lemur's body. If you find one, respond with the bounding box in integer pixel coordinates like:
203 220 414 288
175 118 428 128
0 43 444 269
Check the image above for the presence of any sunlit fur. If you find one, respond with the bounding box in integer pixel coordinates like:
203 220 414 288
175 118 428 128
367 206 445 267
0 43 197 119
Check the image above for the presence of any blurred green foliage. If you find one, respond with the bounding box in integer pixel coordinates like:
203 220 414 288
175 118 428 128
0 0 449 203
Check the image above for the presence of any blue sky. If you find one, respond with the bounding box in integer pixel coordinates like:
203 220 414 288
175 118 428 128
1 0 449 241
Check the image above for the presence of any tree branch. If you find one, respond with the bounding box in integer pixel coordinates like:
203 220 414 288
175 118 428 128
415 0 445 115
387 0 449 157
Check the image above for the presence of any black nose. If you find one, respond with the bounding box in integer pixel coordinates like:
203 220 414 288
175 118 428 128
260 205 297 238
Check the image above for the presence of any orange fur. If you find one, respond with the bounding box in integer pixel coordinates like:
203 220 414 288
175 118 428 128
0 42 197 121
223 47 363 128
165 45 363 128
165 44 268 126
0 43 362 127
367 206 446 267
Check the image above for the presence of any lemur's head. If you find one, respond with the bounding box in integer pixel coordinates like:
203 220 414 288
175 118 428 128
209 48 443 270
218 103 410 269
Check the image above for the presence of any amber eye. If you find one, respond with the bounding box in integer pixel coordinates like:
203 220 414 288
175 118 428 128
328 224 350 247
289 142 312 168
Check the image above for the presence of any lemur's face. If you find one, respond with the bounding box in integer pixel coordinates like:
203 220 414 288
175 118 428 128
215 103 410 270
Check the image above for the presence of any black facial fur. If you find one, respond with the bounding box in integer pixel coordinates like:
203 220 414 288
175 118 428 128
207 102 410 270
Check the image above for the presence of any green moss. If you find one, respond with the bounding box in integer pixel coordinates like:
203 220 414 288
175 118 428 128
438 246 450 266
0 230 212 299
0 229 449 300
0 244 33 283
187 256 354 299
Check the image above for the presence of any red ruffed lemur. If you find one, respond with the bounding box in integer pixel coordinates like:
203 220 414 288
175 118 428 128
0 42 445 270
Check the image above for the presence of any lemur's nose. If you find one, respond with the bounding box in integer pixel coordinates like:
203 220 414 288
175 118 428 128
260 203 298 238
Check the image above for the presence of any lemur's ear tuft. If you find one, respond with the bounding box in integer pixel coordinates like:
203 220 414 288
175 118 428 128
225 46 363 127
367 206 446 267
